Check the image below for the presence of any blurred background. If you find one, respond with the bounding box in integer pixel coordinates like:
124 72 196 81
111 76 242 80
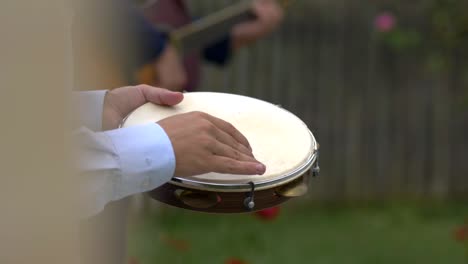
127 0 468 263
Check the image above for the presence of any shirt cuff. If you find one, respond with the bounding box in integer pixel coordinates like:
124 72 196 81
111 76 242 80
73 90 107 131
104 123 176 198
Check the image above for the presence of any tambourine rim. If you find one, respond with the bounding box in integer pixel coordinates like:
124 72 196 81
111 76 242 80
119 91 319 192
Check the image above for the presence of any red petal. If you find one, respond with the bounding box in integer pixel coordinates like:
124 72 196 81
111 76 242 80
160 234 191 252
128 257 139 264
225 257 248 264
254 206 281 220
454 226 468 242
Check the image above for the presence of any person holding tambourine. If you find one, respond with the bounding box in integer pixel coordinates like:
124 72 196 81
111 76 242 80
75 1 285 264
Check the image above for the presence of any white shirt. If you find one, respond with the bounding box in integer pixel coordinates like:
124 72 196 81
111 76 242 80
73 90 175 218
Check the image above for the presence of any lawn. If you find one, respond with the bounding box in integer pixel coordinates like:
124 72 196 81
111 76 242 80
128 202 468 264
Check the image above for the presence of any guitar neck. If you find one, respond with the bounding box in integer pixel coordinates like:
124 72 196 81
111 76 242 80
171 0 254 55
139 0 291 55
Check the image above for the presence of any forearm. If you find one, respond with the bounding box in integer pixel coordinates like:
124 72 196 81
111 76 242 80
74 124 175 218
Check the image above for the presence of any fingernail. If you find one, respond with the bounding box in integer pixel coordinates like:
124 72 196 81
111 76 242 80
256 163 266 174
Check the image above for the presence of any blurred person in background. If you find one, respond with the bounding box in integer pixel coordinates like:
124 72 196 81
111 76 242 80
142 0 284 91
74 0 284 91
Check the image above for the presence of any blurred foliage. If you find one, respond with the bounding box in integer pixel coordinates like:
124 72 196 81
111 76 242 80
378 0 468 74
381 29 421 52
375 0 468 112
430 0 468 50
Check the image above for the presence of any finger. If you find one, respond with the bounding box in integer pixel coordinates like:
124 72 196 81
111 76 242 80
212 127 253 157
260 4 281 27
270 3 284 23
137 84 184 106
202 114 252 151
253 1 269 19
211 156 266 175
256 0 283 25
209 141 257 163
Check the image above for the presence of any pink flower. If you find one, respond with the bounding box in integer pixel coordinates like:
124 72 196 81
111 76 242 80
374 12 396 32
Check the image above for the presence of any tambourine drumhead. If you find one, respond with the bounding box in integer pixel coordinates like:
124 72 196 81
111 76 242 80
122 92 317 191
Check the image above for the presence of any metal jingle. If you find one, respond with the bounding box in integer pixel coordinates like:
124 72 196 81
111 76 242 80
275 178 309 198
312 165 320 177
174 189 220 209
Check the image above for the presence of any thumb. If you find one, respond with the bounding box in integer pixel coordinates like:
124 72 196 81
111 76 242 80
138 85 184 106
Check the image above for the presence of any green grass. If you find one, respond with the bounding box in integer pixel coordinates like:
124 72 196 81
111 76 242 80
128 202 468 264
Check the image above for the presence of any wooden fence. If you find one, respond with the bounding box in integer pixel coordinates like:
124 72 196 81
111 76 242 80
188 0 468 200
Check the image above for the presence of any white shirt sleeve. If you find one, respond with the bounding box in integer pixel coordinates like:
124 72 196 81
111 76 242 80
73 91 175 219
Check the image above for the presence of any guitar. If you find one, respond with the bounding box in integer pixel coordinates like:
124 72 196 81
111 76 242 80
134 0 292 86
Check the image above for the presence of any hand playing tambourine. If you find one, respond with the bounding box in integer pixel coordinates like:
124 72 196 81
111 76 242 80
102 85 266 177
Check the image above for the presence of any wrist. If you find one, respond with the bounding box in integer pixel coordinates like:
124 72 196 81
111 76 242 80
102 90 121 130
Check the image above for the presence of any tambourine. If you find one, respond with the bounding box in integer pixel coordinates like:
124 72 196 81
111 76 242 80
121 92 319 213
